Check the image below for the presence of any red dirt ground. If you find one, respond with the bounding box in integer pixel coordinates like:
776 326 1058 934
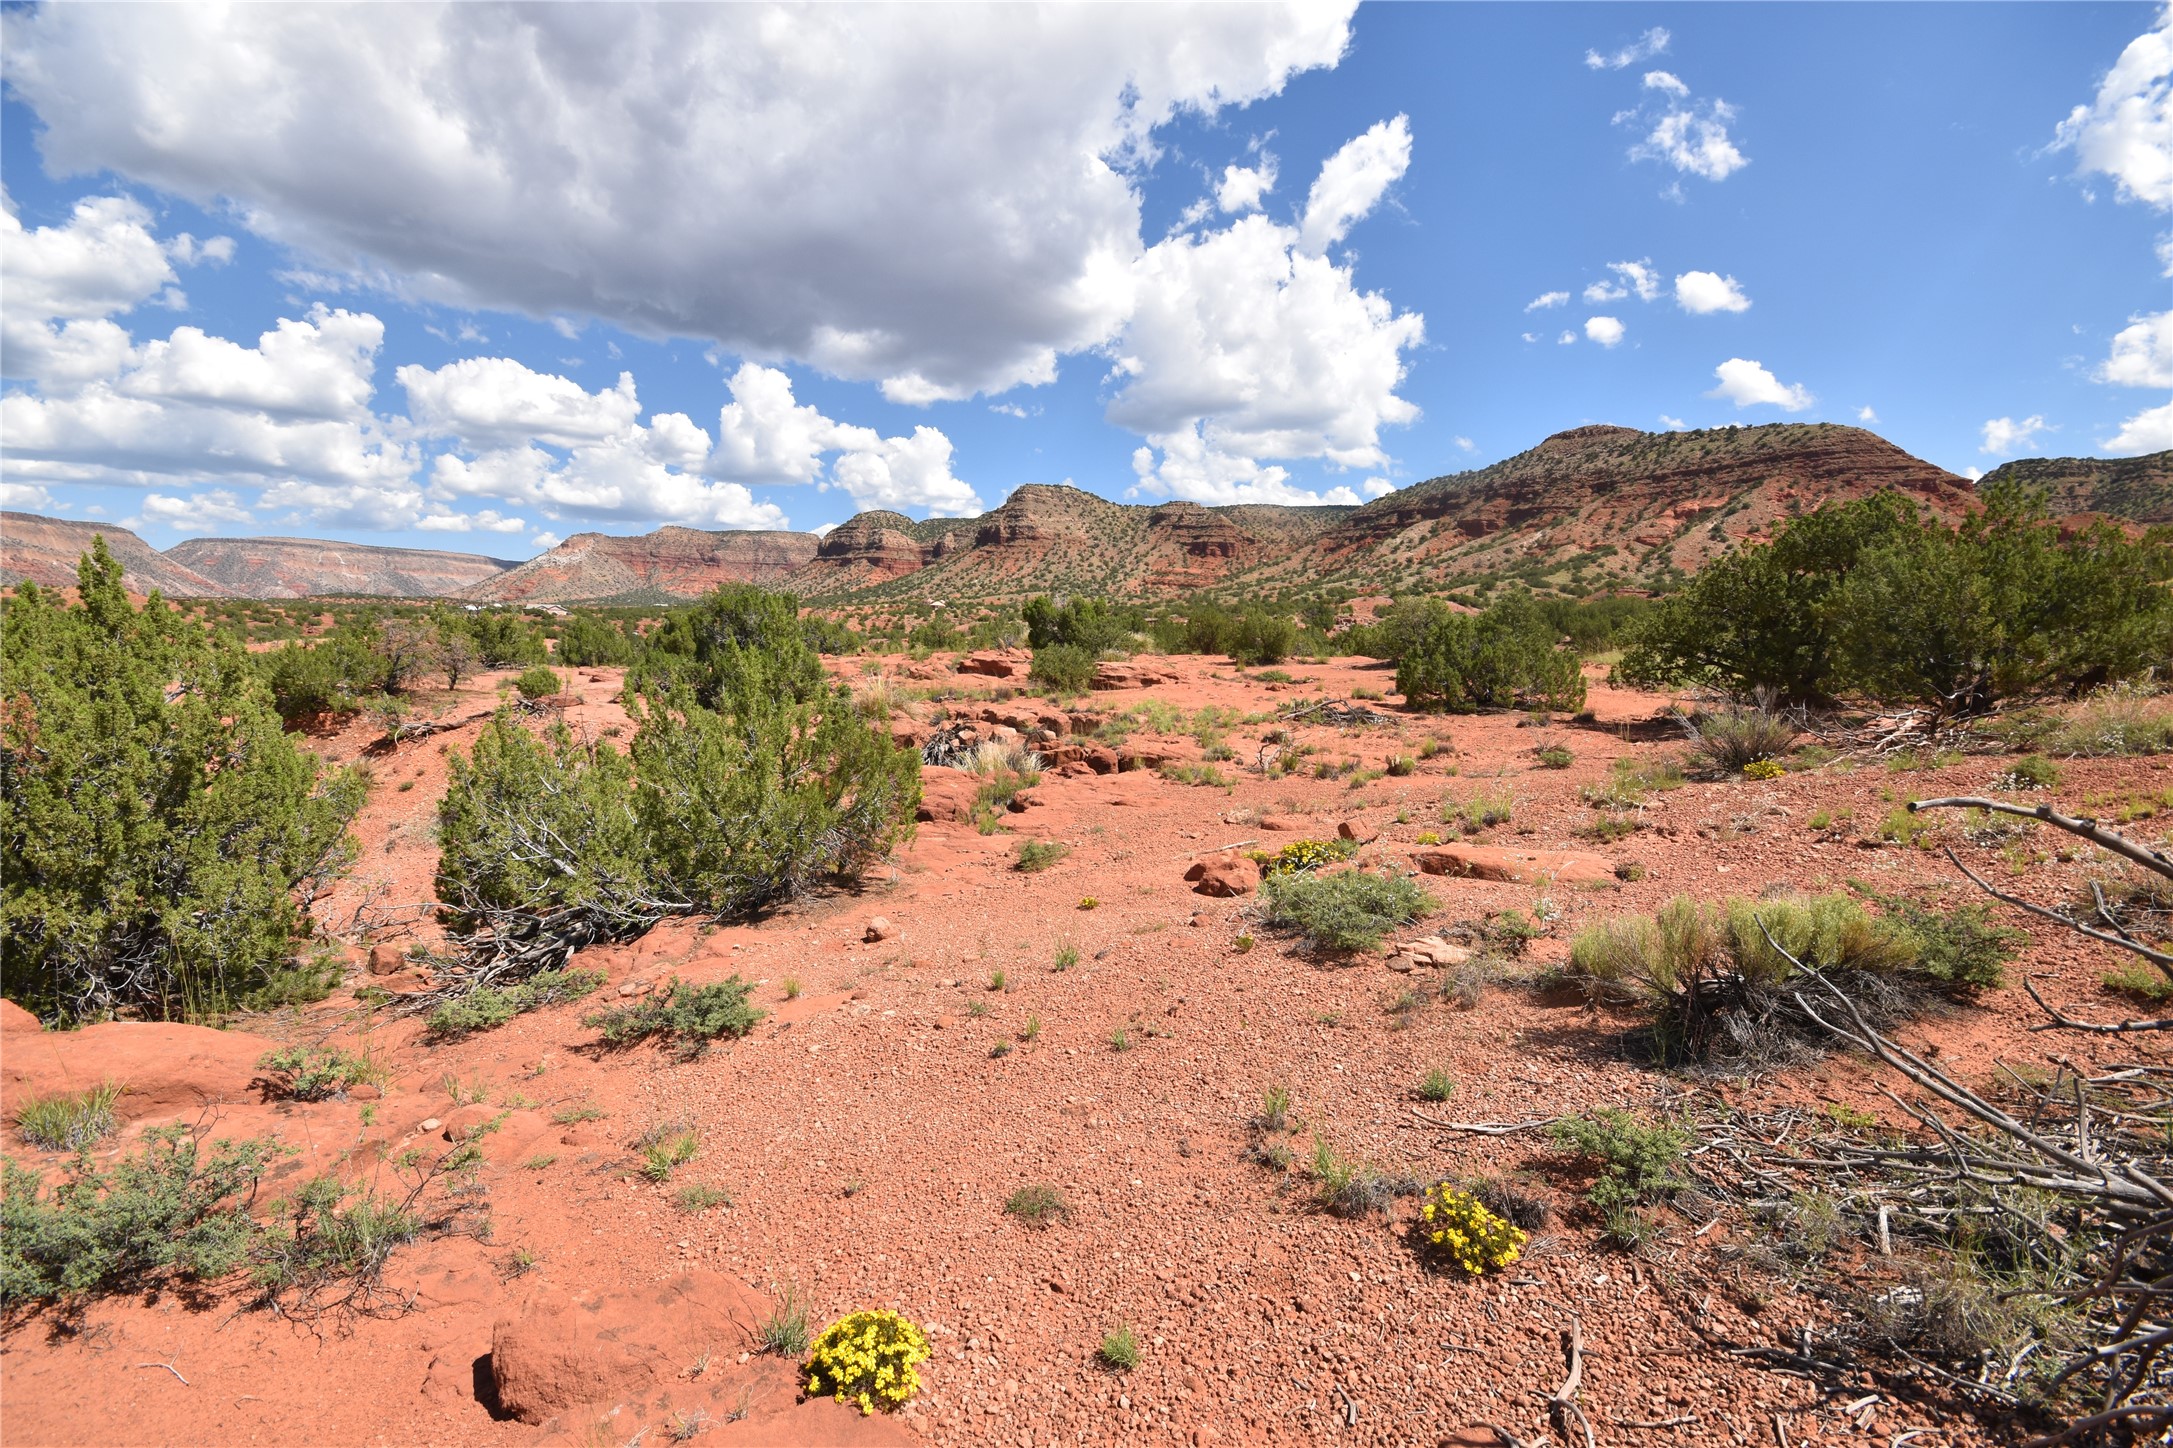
4 655 2167 1447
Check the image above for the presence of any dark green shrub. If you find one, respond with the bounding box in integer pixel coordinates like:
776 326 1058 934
630 586 828 710
1534 745 1574 769
2 544 365 1023
459 609 549 668
1029 644 1097 693
1 1127 281 1307
1022 596 1136 654
437 594 918 972
1549 1110 1689 1212
1857 891 2023 990
512 666 563 700
1260 869 1434 954
1397 594 1587 714
583 978 764 1048
1621 488 2173 713
553 612 637 668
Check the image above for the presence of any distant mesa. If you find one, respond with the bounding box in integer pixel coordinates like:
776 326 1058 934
5 427 2162 605
3 513 232 597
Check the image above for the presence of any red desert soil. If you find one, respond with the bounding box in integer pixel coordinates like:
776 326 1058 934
4 655 2167 1448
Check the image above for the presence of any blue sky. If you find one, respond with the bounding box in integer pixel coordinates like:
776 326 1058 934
2 3 2167 556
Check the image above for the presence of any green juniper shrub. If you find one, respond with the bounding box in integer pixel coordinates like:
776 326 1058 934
2 543 365 1023
1396 592 1587 715
584 977 765 1049
1534 745 1575 770
1022 596 1136 655
1028 643 1097 694
553 612 638 668
435 590 918 979
512 666 563 700
1619 487 2173 715
1260 869 1434 954
1 1126 283 1308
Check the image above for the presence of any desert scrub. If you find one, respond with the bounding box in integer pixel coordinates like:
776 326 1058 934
1415 1068 1456 1103
675 1183 730 1212
512 666 563 700
1 1126 282 1307
1550 1110 1688 1244
1682 706 1798 775
638 1128 699 1182
1414 1183 1527 1274
1446 787 1514 833
1097 1323 1141 1371
804 1309 932 1414
1013 839 1069 872
256 1046 382 1101
14 1083 122 1152
1534 745 1574 770
1994 754 2062 791
1052 943 1079 971
1004 1183 1070 1228
1160 762 1234 787
1564 892 1977 1066
584 977 763 1049
1247 837 1358 876
1261 868 1434 954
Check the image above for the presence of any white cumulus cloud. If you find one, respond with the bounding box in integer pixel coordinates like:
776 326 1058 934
1643 70 1689 98
1525 290 1570 311
1586 27 1670 70
400 356 643 448
1632 101 1749 181
1 3 1356 402
1114 120 1423 505
1674 270 1751 313
131 488 253 534
2103 399 2173 453
2051 4 2172 211
1857 405 1879 423
1979 414 2051 456
1585 316 1625 347
2096 309 2173 387
1217 156 1278 213
1298 115 1412 255
1708 358 1813 411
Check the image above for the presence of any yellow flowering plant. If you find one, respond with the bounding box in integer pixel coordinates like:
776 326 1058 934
1416 1183 1526 1275
1742 758 1786 780
804 1309 932 1415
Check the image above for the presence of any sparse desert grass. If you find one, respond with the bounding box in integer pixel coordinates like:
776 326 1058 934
1097 1324 1140 1371
1004 1183 1070 1228
1014 839 1069 872
15 1083 122 1152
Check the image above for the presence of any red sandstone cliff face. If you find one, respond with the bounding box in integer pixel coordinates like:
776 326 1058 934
1141 502 1253 589
165 537 515 597
465 527 819 603
1978 453 2171 527
1 514 231 597
808 512 930 585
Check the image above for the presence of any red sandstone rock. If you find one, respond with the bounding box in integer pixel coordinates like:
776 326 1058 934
915 766 980 823
1184 855 1255 898
2 1021 273 1122
488 1271 767 1424
367 943 407 975
1411 844 1615 885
